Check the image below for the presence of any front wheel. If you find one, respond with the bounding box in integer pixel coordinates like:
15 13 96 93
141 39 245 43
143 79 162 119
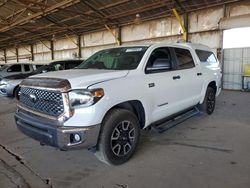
95 108 140 165
13 86 20 100
199 87 216 115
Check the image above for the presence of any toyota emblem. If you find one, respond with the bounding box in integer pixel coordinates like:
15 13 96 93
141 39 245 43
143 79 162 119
29 93 37 103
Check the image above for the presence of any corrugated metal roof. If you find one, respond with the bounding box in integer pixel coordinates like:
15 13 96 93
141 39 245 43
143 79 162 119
0 0 243 49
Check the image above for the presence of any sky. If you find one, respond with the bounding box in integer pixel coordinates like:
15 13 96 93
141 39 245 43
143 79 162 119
223 27 250 49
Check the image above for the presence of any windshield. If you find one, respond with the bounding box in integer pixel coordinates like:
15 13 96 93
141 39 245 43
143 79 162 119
76 46 148 70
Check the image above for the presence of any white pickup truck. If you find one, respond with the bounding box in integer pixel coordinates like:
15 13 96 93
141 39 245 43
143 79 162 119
15 43 222 165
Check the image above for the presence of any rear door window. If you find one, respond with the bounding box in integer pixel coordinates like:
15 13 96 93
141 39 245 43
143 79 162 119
173 48 195 69
24 65 30 72
7 65 22 72
53 63 64 71
65 61 81 69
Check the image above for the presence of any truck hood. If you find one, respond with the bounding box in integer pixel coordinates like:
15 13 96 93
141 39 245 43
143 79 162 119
31 69 129 88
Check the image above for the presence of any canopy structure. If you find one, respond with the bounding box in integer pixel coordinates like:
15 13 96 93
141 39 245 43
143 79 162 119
0 0 242 49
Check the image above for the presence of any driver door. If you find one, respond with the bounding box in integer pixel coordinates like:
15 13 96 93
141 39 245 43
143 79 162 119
144 47 182 123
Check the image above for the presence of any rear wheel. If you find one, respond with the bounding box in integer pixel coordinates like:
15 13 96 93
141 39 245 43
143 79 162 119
95 108 140 165
199 87 216 115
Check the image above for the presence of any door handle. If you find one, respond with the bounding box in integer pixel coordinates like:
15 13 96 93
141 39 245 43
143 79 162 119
197 72 202 76
173 75 181 80
148 83 155 88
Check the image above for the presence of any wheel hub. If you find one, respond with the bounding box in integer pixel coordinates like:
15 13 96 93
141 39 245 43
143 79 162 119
110 120 135 157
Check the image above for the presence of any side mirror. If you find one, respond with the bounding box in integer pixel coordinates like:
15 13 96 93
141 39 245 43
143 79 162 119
146 58 171 72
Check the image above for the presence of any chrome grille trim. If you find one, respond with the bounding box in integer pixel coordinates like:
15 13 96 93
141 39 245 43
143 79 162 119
19 87 64 117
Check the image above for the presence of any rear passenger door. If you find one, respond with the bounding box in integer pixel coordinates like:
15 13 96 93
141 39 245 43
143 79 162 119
171 47 204 109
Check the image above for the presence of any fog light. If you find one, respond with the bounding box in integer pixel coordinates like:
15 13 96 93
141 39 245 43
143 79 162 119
70 133 81 143
74 134 81 142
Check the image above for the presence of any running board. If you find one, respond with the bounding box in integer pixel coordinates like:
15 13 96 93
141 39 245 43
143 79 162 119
151 107 200 133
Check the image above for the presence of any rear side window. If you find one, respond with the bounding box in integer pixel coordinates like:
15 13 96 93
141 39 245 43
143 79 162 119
174 48 195 69
196 50 217 64
54 63 64 71
65 61 80 69
7 65 22 72
24 65 30 72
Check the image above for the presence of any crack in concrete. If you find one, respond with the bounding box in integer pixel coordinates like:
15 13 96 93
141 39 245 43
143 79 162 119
0 143 53 187
168 142 233 153
0 159 30 188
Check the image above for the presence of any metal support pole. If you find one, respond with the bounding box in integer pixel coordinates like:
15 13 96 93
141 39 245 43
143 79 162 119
3 49 7 63
50 40 54 60
183 13 188 41
16 48 19 62
172 8 187 42
117 26 122 46
31 44 34 61
78 35 82 58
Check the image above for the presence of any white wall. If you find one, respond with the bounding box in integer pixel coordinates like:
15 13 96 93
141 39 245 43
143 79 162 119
33 41 51 61
81 30 117 59
0 51 4 64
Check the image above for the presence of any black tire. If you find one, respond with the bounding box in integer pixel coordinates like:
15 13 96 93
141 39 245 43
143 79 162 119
13 86 20 100
199 87 216 115
95 108 140 165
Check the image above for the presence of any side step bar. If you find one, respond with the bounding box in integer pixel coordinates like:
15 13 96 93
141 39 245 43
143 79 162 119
151 107 200 133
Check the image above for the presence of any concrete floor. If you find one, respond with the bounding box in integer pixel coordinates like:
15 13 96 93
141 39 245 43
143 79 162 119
0 90 250 188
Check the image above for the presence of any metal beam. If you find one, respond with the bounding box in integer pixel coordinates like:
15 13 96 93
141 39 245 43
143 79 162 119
172 8 187 42
3 49 7 64
0 0 80 32
183 13 189 41
0 14 82 43
173 0 186 13
38 40 51 50
65 34 78 46
1 0 243 49
50 40 54 60
118 26 122 46
22 45 32 53
30 44 34 61
0 0 168 45
16 48 19 62
1 0 131 40
77 35 82 58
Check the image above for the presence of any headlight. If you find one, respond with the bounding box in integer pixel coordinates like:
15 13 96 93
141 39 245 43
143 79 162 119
0 79 8 85
68 88 104 109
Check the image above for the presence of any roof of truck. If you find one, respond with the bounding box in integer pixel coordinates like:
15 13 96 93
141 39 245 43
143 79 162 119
106 42 212 51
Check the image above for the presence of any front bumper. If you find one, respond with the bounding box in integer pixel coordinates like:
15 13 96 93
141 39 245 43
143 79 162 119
15 108 101 150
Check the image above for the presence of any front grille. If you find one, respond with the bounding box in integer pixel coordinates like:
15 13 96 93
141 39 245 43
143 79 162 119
19 87 64 117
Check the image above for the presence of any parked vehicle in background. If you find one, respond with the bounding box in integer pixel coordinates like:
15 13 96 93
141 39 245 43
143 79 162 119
15 43 221 165
0 59 83 98
0 63 37 78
